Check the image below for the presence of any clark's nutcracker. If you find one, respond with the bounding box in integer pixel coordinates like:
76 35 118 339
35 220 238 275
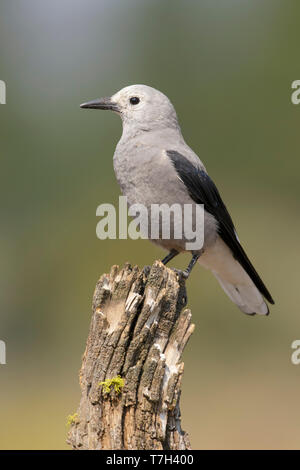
81 85 274 315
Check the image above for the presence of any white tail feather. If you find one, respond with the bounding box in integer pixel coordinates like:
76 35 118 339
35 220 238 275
213 272 268 315
199 237 269 315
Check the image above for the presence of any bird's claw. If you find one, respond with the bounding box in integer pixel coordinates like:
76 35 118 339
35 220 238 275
182 293 188 306
172 268 189 280
143 265 151 276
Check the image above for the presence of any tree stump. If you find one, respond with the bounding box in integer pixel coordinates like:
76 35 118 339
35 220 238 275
67 261 194 450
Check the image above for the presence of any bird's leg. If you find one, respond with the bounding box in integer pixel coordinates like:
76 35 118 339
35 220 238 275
174 252 201 280
161 249 179 265
183 253 201 278
163 250 201 281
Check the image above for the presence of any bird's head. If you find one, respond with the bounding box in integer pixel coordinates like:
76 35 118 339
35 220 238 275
80 84 179 132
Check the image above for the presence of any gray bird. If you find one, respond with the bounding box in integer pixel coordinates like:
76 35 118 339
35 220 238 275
80 84 274 315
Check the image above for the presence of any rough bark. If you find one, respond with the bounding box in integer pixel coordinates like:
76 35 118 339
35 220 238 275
67 261 194 450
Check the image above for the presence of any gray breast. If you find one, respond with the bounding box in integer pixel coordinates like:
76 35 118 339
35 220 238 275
113 134 218 252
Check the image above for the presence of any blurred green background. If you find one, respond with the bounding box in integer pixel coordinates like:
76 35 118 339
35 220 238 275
0 0 300 450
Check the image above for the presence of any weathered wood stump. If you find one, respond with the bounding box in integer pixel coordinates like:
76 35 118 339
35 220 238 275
67 261 194 450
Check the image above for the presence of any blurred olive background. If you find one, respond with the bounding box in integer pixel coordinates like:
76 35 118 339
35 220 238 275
0 0 300 450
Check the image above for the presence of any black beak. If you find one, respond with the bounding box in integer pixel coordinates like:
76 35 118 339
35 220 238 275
80 97 119 112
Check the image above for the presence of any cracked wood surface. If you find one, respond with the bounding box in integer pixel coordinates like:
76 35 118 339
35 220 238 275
67 261 194 450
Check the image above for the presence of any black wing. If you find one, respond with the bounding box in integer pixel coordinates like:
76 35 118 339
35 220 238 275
167 150 274 304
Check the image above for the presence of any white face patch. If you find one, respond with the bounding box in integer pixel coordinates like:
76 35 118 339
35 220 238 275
109 84 179 131
111 85 147 115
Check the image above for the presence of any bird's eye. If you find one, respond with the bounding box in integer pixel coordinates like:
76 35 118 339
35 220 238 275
129 97 140 105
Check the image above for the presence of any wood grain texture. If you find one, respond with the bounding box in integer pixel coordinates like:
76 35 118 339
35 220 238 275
67 261 194 450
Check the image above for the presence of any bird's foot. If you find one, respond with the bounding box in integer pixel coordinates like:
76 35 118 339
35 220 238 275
171 268 189 280
169 269 189 306
182 291 188 306
143 265 151 277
